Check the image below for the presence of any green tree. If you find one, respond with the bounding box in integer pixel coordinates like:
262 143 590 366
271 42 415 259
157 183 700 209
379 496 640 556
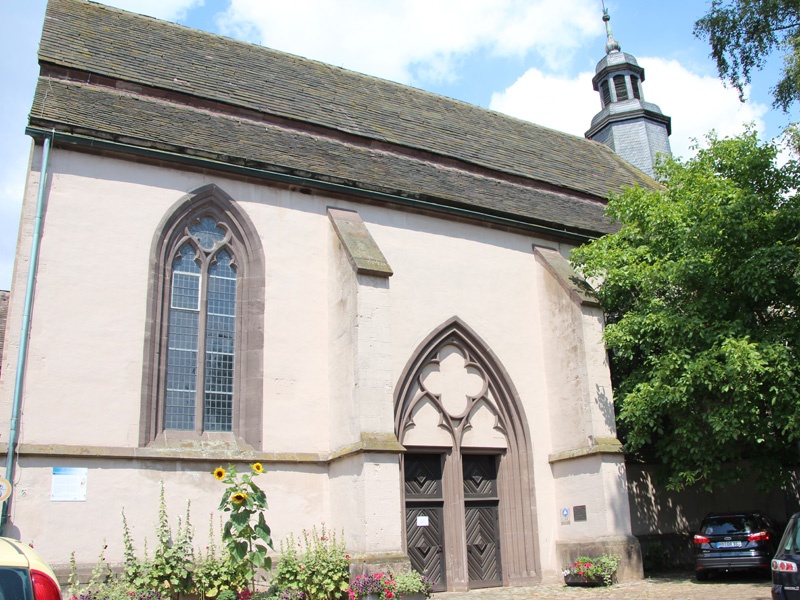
571 131 800 491
695 0 800 111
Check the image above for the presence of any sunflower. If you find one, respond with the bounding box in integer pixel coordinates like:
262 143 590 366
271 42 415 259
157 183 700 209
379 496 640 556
213 467 226 481
251 462 263 474
231 492 248 503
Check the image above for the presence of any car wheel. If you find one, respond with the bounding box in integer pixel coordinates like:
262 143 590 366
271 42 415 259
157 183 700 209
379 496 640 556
696 570 709 581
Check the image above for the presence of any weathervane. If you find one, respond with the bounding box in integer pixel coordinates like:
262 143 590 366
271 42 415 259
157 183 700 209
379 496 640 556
601 0 621 54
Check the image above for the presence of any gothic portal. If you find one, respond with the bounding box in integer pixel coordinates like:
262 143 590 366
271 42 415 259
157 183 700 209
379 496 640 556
395 318 539 591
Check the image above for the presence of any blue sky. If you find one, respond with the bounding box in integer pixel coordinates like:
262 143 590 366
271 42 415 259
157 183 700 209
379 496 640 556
1 0 797 291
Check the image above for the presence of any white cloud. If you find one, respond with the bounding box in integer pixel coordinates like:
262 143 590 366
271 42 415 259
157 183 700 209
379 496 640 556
217 0 600 85
100 0 203 21
488 56 770 160
489 68 597 137
642 57 768 158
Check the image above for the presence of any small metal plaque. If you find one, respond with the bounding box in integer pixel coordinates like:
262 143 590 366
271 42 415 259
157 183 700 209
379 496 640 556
573 505 587 522
416 515 429 527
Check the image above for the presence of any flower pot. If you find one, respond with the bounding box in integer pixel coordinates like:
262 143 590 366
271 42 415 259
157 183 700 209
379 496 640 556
564 573 607 586
398 594 426 600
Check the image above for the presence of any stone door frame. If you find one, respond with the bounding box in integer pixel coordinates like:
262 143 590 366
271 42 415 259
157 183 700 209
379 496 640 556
394 317 540 591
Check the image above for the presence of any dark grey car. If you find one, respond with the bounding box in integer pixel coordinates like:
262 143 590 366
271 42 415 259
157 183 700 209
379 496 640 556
694 511 777 580
772 512 800 599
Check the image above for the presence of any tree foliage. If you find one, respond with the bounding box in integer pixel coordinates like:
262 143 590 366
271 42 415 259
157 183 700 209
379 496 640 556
695 0 800 111
571 131 800 491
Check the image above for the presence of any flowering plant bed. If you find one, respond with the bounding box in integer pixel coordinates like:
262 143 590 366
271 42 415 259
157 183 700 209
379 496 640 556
563 573 605 586
392 570 434 599
348 569 434 600
562 555 620 586
348 572 396 599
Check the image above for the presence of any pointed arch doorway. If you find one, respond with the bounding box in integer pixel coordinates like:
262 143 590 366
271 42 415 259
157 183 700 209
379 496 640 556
395 317 539 591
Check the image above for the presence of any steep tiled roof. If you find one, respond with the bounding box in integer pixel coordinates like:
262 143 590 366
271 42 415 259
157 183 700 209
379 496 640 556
30 0 655 237
31 79 617 235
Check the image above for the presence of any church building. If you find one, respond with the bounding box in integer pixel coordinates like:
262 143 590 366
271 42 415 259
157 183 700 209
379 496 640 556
0 0 670 590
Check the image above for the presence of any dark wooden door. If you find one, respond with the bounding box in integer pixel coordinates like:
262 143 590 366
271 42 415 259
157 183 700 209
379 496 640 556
463 454 502 587
404 454 447 592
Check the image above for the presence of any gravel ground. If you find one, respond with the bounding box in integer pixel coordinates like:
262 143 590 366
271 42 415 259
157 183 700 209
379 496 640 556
432 571 773 600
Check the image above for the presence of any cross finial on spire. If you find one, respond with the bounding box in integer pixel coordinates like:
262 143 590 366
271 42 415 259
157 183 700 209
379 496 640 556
602 3 621 54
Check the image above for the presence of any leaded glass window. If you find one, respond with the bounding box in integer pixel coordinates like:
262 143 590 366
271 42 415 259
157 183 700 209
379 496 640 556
164 216 237 433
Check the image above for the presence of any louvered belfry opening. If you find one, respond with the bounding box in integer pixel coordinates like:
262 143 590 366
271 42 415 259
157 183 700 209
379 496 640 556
613 74 628 100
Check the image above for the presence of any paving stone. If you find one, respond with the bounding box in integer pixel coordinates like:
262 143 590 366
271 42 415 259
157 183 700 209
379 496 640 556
432 572 773 600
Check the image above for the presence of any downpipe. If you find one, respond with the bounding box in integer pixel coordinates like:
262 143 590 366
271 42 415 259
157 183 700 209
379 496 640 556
2 132 54 535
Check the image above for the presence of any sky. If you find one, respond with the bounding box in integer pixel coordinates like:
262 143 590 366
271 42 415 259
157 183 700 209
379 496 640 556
1 0 798 292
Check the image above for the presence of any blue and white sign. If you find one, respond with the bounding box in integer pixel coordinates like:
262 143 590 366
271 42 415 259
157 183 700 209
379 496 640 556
51 467 88 501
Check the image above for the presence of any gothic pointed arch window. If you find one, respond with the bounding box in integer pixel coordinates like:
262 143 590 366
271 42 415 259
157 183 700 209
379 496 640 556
140 185 264 448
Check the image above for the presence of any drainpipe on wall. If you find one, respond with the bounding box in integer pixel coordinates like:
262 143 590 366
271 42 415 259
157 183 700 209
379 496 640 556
2 132 54 536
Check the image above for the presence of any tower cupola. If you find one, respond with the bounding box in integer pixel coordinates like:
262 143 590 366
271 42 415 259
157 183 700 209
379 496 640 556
585 9 672 178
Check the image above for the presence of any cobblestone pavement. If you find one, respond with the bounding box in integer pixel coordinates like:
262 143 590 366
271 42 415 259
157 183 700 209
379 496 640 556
432 571 773 600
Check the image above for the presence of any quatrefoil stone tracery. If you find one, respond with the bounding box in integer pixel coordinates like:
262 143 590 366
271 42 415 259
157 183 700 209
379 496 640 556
411 343 507 445
422 345 486 418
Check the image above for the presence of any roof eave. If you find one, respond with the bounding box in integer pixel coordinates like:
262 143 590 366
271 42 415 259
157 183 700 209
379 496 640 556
26 125 615 243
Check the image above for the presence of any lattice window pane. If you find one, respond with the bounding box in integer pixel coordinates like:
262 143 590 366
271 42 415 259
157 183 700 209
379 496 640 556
168 310 199 350
204 249 236 432
165 389 196 430
204 392 233 431
165 244 201 430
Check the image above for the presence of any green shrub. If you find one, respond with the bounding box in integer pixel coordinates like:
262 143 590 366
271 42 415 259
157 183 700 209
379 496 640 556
269 525 349 600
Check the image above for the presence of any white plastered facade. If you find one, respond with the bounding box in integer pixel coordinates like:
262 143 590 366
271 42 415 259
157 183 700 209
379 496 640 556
0 145 639 589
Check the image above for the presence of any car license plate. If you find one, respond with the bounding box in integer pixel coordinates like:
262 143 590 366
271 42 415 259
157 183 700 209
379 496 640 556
717 541 742 548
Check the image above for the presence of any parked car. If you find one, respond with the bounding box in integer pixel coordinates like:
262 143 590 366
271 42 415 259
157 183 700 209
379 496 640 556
0 537 61 600
772 512 800 599
693 511 777 580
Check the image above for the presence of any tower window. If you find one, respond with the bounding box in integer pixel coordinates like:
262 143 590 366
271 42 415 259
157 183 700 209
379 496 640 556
631 75 641 99
613 75 628 101
600 80 611 106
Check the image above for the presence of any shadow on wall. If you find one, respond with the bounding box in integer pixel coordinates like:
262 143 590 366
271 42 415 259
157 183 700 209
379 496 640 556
594 383 615 434
626 464 800 570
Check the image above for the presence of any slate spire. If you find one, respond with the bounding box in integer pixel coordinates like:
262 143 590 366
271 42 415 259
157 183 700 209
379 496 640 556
586 8 672 178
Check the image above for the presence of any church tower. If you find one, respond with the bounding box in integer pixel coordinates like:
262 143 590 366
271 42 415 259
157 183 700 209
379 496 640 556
586 9 671 178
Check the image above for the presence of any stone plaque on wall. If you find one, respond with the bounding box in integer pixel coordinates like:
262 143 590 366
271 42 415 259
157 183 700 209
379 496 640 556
573 505 587 522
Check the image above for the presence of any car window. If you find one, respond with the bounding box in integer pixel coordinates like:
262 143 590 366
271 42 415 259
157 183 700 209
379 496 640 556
702 516 757 535
0 568 32 600
778 519 800 554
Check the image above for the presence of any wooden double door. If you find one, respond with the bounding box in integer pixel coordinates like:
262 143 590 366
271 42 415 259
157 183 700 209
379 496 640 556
404 453 502 591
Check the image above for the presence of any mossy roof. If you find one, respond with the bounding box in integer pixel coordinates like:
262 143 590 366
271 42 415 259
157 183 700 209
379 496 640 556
30 0 656 237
